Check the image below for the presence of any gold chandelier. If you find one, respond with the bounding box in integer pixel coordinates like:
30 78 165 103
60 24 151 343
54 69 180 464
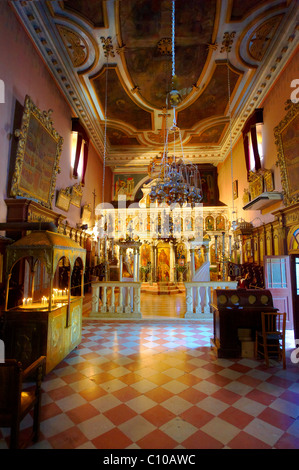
149 0 203 208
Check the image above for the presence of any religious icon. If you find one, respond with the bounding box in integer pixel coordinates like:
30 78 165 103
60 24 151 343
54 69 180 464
141 244 151 266
176 243 186 266
157 247 170 282
194 249 203 270
206 216 214 231
216 215 225 231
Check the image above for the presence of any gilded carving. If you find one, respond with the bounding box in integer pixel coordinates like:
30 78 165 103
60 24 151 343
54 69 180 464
248 170 263 200
11 95 63 209
263 169 274 192
71 183 83 207
56 187 72 212
220 32 235 53
101 36 115 58
274 100 299 206
248 16 282 62
57 25 88 67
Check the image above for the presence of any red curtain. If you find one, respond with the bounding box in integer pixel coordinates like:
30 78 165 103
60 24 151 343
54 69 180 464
243 133 250 173
71 118 89 186
241 108 263 177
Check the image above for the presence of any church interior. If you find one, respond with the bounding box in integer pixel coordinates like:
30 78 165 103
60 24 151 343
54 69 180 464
0 0 299 451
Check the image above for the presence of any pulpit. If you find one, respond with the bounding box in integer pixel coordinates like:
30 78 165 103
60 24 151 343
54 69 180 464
211 289 278 358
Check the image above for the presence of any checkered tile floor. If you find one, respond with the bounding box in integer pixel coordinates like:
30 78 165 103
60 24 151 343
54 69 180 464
1 320 298 450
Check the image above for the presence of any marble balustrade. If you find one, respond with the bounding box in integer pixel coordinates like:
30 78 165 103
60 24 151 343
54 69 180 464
91 281 142 319
184 281 238 318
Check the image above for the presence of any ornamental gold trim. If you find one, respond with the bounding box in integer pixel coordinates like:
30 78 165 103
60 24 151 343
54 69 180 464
10 95 63 209
274 99 299 207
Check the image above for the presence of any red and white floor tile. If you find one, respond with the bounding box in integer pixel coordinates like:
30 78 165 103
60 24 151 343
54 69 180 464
1 320 298 450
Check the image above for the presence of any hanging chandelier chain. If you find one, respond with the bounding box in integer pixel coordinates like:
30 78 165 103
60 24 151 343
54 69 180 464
102 56 109 204
171 0 175 80
227 50 235 223
148 0 203 208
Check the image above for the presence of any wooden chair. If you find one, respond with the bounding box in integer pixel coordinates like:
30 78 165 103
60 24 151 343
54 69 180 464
0 356 46 449
255 312 286 369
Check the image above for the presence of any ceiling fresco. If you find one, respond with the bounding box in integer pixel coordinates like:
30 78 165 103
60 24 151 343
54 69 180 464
9 0 298 170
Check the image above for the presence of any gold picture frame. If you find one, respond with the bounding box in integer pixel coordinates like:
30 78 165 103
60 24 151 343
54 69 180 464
10 95 63 209
70 183 83 208
248 170 263 200
56 187 71 212
274 99 299 206
81 204 92 222
263 169 274 192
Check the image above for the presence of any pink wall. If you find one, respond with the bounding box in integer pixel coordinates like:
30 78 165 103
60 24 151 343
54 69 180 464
218 49 299 226
0 2 112 230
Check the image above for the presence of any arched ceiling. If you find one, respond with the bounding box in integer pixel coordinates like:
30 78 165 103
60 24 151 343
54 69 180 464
10 0 299 170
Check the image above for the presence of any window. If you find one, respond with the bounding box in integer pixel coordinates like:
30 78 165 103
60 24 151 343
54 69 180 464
248 123 263 171
266 258 287 289
242 108 263 174
71 131 83 178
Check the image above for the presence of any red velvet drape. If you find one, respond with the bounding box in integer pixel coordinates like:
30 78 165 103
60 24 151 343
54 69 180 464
241 108 263 177
72 118 89 186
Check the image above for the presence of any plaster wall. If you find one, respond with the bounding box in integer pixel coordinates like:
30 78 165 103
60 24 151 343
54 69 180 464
218 49 299 227
0 2 111 231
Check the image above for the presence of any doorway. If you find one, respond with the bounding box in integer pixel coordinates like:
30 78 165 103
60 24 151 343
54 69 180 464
264 255 294 330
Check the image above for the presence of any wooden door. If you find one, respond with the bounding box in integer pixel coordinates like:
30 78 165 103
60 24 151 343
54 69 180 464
290 255 299 342
264 256 293 330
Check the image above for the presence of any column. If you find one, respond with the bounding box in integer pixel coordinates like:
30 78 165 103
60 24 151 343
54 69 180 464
214 235 218 260
239 236 243 265
133 247 138 281
119 247 124 281
190 248 196 281
222 232 226 281
136 247 140 281
100 286 107 313
152 245 157 283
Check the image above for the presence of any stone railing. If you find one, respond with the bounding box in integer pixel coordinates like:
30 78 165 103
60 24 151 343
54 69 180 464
90 281 142 319
184 281 238 319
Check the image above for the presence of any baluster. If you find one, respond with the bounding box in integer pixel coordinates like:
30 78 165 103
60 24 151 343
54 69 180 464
109 286 115 313
133 285 141 314
92 284 100 313
116 285 123 313
100 286 107 313
185 285 193 316
195 286 201 314
203 286 210 314
124 286 131 313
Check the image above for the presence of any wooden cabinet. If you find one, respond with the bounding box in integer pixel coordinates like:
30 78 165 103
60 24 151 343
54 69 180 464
211 289 278 358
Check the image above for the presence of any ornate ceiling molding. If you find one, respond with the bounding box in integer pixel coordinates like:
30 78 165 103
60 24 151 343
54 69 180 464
9 0 299 168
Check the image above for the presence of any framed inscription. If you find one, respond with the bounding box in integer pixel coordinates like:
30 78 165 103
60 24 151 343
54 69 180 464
10 95 63 209
56 188 71 212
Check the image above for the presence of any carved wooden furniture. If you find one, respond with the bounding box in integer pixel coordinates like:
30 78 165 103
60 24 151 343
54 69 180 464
0 356 45 449
211 289 278 358
255 311 286 368
3 231 86 374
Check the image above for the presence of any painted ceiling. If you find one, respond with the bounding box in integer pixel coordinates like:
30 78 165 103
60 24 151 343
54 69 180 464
10 0 298 171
